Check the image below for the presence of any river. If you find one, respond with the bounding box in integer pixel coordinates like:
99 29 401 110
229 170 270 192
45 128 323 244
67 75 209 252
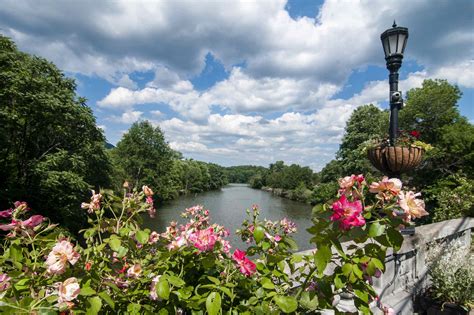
142 184 315 251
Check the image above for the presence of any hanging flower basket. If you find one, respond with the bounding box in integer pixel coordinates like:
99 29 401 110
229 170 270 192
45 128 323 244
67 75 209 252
368 146 424 175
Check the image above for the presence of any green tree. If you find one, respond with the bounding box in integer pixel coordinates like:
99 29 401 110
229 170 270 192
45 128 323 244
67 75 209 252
0 36 111 232
337 104 388 158
400 79 462 145
112 121 174 199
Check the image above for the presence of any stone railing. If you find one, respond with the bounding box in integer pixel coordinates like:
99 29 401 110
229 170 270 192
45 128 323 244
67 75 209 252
373 217 473 314
295 217 473 314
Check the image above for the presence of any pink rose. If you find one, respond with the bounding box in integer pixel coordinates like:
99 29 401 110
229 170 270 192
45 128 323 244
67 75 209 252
57 277 80 304
191 227 218 252
0 274 11 291
81 190 102 214
46 240 80 275
398 191 428 222
149 275 162 300
127 264 142 278
142 185 154 197
0 209 13 218
232 249 256 277
330 195 365 230
369 177 402 200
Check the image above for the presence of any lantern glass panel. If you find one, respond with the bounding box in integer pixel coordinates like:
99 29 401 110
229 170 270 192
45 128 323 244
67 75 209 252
383 37 390 57
397 33 406 54
388 34 398 55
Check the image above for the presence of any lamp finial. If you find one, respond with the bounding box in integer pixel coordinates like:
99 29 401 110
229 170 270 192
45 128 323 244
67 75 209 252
392 20 397 28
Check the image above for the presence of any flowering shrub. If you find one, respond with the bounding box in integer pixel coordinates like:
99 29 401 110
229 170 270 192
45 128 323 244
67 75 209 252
425 239 474 307
0 176 427 314
363 130 433 152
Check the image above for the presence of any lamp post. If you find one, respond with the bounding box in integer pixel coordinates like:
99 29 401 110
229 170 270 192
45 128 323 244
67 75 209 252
381 21 408 146
368 22 422 182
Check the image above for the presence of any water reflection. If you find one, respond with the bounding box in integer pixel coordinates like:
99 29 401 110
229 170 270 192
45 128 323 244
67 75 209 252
142 184 315 251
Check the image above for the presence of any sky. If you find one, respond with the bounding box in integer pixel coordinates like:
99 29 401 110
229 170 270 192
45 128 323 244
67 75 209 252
0 0 472 171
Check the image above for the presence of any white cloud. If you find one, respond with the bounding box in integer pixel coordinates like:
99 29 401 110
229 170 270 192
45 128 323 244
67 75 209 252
150 71 430 170
1 0 472 88
1 0 472 169
116 74 138 89
428 61 474 88
98 67 340 118
107 110 143 124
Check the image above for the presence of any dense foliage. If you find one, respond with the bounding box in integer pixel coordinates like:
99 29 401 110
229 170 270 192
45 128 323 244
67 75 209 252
0 174 425 313
0 36 112 233
224 165 268 184
0 36 229 234
111 121 228 200
317 79 473 223
169 159 228 196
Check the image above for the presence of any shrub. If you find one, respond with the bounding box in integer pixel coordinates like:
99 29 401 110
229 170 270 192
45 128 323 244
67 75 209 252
0 175 427 314
425 239 474 307
425 173 474 222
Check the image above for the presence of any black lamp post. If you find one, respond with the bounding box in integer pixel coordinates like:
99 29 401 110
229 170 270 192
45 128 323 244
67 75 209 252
381 21 408 146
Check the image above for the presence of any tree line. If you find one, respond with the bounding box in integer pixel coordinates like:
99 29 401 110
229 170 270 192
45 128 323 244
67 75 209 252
247 79 473 223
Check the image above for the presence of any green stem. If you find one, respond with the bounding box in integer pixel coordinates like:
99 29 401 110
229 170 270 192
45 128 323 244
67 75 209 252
295 265 318 299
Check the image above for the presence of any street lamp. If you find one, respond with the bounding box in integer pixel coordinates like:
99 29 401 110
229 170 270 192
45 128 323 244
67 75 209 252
381 21 408 146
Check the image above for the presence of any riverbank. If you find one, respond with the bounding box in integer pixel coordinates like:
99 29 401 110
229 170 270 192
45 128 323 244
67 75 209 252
260 186 313 204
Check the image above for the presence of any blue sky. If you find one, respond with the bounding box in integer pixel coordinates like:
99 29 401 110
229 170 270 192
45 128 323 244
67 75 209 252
1 0 472 170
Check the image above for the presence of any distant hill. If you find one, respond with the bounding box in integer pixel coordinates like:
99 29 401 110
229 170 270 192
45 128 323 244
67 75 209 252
105 142 115 149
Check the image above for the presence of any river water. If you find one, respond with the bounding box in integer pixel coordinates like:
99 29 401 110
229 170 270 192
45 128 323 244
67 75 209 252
142 184 315 251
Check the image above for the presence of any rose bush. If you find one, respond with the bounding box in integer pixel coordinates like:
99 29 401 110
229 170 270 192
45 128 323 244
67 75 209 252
0 176 427 314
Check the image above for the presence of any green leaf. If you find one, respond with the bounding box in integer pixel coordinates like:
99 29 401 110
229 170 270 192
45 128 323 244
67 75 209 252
290 254 303 264
372 258 384 270
300 291 319 311
116 246 128 258
206 292 221 315
253 226 265 243
334 273 344 289
86 296 102 315
261 277 275 290
10 244 22 263
311 204 324 215
135 230 150 245
207 276 220 285
218 286 234 299
387 228 404 251
175 286 193 300
167 275 185 287
342 263 353 276
285 237 298 251
108 236 121 252
354 289 369 303
366 260 376 276
314 245 332 275
157 279 170 300
274 295 298 313
127 303 142 314
352 264 363 279
368 222 385 238
80 287 97 296
98 291 115 310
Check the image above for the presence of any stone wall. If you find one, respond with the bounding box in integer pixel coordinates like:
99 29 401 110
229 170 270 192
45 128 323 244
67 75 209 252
374 217 473 314
295 217 474 314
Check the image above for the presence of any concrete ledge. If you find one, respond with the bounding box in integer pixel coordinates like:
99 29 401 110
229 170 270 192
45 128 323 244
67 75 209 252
293 218 474 314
